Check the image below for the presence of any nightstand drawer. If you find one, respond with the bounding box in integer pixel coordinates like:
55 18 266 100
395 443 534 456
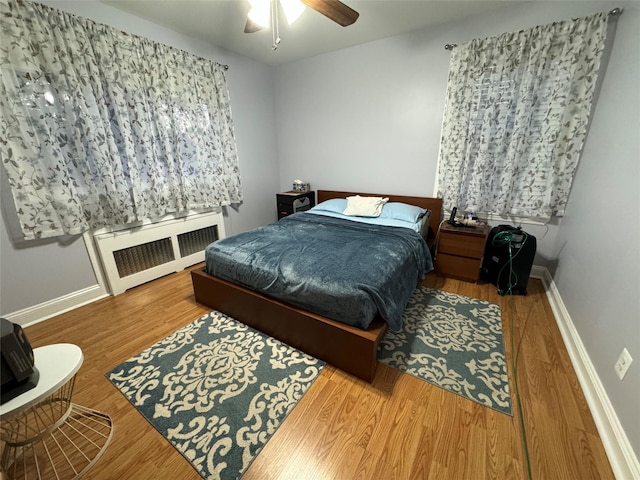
435 253 482 282
438 232 485 258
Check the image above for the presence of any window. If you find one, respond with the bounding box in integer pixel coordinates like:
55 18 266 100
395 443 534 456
0 1 242 239
436 13 609 221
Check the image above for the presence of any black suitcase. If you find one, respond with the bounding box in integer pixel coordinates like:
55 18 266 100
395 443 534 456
480 225 536 295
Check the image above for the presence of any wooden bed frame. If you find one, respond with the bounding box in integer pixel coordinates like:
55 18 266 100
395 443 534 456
191 190 443 382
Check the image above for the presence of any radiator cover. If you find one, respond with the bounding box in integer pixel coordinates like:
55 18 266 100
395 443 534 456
93 211 225 295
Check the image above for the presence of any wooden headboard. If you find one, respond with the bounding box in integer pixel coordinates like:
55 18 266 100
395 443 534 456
317 190 443 245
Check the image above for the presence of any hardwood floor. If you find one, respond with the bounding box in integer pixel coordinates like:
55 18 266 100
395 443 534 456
18 266 614 480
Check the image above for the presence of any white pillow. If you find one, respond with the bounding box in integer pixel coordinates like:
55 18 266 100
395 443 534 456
342 195 389 217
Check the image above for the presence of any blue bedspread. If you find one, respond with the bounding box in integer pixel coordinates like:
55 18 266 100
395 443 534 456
205 213 433 331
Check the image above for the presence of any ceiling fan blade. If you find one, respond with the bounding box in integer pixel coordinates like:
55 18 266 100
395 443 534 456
244 17 263 33
300 0 359 27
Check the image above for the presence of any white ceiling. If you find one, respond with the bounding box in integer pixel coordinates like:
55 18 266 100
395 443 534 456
104 0 508 65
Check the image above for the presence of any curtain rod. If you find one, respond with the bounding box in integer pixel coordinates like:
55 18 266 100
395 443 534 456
444 7 623 50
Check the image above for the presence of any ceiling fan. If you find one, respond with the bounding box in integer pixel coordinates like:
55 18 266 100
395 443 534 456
244 0 359 50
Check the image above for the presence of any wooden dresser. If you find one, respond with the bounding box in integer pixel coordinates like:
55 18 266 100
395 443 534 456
435 222 491 282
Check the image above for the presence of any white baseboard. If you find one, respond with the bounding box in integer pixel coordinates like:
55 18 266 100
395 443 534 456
3 284 109 329
530 265 640 480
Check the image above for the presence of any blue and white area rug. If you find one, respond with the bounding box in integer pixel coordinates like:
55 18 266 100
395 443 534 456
107 311 325 480
378 287 512 415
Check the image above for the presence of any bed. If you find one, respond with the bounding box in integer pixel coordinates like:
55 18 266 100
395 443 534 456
191 190 443 382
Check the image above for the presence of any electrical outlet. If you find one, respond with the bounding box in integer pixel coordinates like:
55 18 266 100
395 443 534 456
614 348 633 381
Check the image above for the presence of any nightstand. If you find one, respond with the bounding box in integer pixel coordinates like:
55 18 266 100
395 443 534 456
435 222 491 282
276 191 315 220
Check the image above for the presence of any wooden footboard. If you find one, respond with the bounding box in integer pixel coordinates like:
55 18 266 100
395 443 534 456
191 269 387 382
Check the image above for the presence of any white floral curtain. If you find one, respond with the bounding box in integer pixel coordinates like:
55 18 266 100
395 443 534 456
436 12 608 220
0 0 242 239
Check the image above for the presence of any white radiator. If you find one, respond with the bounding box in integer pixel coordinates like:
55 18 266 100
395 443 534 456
93 210 225 295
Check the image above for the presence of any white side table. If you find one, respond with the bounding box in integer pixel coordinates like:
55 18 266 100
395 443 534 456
0 344 113 480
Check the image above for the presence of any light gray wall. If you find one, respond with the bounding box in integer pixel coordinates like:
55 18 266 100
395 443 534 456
0 0 280 315
0 207 98 315
551 3 640 456
274 0 639 463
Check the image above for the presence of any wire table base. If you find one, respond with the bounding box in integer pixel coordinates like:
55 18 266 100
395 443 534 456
1 370 113 480
1 402 112 480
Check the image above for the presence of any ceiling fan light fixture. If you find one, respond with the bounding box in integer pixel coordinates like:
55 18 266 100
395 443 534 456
247 0 270 28
280 0 305 25
243 0 359 52
247 0 305 29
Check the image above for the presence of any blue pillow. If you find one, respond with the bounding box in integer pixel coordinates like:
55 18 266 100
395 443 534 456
309 198 347 214
380 202 427 223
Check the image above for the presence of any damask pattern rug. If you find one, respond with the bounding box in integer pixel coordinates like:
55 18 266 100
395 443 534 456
378 287 512 415
106 310 325 480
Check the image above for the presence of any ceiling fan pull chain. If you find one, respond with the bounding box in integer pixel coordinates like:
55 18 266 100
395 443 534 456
272 0 281 50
